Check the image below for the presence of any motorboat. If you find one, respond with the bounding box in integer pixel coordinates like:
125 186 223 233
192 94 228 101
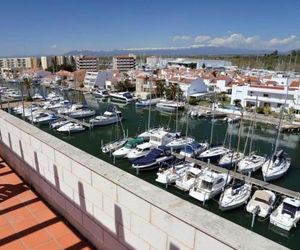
199 146 230 162
179 141 209 158
224 116 241 124
43 100 70 110
219 181 252 211
32 93 44 100
238 154 266 174
68 108 96 119
261 150 291 182
138 127 167 140
246 190 276 218
189 169 231 202
33 113 58 124
135 98 160 107
156 100 185 112
270 197 300 231
50 119 70 129
218 151 244 169
156 161 194 185
127 142 153 161
90 110 122 126
109 92 134 103
166 137 194 151
112 138 145 158
94 89 109 98
101 138 128 154
175 167 202 191
57 122 85 133
132 146 174 171
58 104 84 115
148 130 180 147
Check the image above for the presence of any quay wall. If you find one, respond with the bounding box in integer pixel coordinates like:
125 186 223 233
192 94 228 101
0 110 286 250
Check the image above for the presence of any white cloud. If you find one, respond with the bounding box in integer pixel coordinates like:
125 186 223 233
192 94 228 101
171 33 300 50
268 35 296 46
194 35 211 43
50 44 57 49
172 35 192 41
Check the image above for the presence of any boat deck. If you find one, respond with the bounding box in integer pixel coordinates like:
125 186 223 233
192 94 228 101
56 114 93 129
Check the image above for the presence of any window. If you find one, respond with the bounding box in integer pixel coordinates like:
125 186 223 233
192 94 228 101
263 94 268 97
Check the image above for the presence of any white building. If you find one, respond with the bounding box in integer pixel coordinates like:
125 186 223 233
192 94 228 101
0 57 32 69
76 56 99 72
113 54 136 72
41 56 52 70
83 70 113 89
231 82 300 115
170 77 208 99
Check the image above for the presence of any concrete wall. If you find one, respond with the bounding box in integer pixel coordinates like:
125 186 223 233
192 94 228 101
0 110 286 250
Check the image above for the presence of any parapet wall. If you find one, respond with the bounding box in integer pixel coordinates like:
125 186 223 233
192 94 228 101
0 110 286 250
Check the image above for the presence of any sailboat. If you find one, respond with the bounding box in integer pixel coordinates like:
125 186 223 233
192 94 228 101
199 98 229 162
238 97 266 174
261 85 291 182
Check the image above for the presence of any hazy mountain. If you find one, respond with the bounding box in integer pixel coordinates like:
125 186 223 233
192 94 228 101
64 46 272 57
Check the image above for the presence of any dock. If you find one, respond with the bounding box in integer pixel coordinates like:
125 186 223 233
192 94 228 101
174 153 300 199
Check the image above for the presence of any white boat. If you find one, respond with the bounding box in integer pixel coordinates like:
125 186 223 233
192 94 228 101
58 104 84 115
156 162 194 185
90 110 122 126
166 137 194 151
219 181 252 211
33 113 58 124
138 127 166 140
261 150 291 182
224 116 241 124
69 108 96 118
156 100 185 112
135 98 160 107
270 197 300 231
179 141 209 158
101 138 128 154
148 130 179 147
238 154 266 174
109 92 134 103
127 142 153 161
94 89 109 98
32 93 44 100
50 120 70 129
57 122 85 133
189 169 231 202
112 138 145 159
132 146 174 171
218 151 244 169
246 190 276 218
175 167 202 191
199 146 230 162
43 100 70 110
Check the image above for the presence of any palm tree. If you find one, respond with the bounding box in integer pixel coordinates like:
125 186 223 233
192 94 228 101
155 80 165 97
23 78 32 101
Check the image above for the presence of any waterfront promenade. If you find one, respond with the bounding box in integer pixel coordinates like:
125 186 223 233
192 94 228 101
0 155 94 250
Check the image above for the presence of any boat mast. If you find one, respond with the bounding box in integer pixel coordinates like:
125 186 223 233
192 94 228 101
248 96 258 155
209 93 216 145
147 76 152 130
273 79 289 154
175 84 179 133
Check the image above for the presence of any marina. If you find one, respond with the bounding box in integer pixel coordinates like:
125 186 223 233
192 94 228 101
1 84 300 248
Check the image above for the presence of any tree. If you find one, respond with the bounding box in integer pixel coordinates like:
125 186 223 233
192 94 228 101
201 63 206 69
22 78 32 101
155 80 165 97
233 99 241 107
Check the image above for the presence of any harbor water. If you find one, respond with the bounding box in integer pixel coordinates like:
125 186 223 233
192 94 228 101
1 81 300 249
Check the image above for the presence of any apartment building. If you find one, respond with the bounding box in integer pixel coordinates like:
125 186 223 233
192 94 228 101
231 82 300 115
0 57 32 69
41 56 53 70
76 56 99 72
113 54 136 72
83 70 113 89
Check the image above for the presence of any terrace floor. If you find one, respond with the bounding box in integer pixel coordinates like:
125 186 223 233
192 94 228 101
0 155 94 250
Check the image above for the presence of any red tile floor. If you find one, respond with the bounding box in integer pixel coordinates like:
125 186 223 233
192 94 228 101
0 155 95 250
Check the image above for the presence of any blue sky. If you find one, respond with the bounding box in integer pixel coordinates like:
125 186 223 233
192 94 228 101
1 0 300 56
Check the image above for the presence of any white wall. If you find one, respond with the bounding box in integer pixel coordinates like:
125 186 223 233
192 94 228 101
0 110 286 250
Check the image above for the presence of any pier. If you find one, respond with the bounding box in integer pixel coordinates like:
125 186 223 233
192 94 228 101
175 153 300 199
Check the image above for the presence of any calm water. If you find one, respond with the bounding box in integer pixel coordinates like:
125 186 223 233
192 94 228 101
2 81 300 249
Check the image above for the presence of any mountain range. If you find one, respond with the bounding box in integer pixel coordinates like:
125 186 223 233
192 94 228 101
64 46 273 57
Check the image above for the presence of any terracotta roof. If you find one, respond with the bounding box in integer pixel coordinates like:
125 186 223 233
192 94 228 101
290 81 300 88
